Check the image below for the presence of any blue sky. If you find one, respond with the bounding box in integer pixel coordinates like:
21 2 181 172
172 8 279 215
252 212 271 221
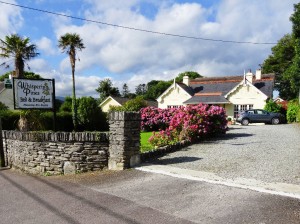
0 0 299 97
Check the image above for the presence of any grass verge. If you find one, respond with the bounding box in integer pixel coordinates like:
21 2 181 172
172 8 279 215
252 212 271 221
140 132 154 153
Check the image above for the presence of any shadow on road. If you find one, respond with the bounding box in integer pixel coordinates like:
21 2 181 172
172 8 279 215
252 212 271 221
201 132 254 143
150 156 202 165
0 171 141 224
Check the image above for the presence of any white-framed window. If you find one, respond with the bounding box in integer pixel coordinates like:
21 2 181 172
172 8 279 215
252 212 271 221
234 104 253 118
167 105 180 108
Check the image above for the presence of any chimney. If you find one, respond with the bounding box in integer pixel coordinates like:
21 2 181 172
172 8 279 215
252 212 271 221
246 71 253 83
183 76 190 86
255 69 262 80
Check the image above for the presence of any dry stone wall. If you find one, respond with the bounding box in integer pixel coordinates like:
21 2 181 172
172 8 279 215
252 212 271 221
2 111 141 175
3 131 109 175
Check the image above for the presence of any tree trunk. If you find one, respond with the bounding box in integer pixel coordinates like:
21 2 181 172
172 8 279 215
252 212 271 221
70 52 77 131
15 56 24 78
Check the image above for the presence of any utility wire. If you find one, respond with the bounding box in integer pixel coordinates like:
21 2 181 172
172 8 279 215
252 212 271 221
0 0 277 45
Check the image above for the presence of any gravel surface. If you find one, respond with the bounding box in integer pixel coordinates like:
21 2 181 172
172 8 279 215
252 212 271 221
152 124 300 185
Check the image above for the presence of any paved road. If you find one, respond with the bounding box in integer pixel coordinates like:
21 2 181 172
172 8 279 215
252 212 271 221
1 168 300 224
1 124 300 223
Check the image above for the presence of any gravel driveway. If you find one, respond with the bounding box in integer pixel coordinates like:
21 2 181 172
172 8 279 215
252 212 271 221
152 124 300 185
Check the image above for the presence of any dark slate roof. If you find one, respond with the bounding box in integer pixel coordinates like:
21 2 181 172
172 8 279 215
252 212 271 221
177 83 195 96
145 100 158 107
184 95 230 104
189 74 275 98
176 74 275 105
253 78 274 98
189 81 238 96
111 96 130 105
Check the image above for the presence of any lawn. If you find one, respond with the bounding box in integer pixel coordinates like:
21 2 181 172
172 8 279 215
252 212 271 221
140 132 154 153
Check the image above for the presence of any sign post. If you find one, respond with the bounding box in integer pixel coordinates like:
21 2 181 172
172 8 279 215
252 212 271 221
0 118 5 167
13 78 56 131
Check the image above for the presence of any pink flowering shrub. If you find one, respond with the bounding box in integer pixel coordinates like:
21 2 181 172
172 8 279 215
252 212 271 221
140 107 178 131
148 130 179 147
146 104 227 147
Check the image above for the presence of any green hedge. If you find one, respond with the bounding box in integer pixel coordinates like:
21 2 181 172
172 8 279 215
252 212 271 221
39 111 73 131
0 110 20 130
287 101 300 123
0 110 109 131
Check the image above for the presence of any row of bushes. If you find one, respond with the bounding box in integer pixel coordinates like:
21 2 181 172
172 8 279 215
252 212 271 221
141 104 228 147
0 110 109 131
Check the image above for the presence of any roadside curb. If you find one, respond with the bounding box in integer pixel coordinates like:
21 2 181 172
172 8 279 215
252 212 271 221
0 167 10 171
136 164 300 200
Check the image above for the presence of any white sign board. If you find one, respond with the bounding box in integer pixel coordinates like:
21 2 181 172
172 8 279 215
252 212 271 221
13 78 54 109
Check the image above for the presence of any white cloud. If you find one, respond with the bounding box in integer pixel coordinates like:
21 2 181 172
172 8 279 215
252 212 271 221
45 0 300 96
55 1 295 74
0 0 23 38
49 71 101 98
36 37 57 55
28 58 50 72
0 0 23 71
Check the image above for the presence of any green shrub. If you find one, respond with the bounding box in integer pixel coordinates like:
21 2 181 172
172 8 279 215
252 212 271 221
0 110 20 130
264 99 286 115
77 97 109 131
0 102 8 111
109 96 147 112
39 111 73 131
56 112 74 131
287 101 300 123
109 105 124 111
123 96 147 111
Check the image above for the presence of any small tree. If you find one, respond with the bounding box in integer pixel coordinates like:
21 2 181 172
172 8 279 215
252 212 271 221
58 33 85 131
175 71 202 82
59 96 72 112
77 96 108 131
121 83 130 98
96 78 121 103
135 84 147 96
0 34 39 78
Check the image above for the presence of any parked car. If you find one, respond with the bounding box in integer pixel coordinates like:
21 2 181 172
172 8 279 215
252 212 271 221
236 109 285 125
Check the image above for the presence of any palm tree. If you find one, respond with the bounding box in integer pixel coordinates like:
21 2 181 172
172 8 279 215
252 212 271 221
0 34 39 78
58 33 85 130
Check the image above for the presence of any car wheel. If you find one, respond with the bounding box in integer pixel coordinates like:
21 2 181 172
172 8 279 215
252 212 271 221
241 119 249 126
272 117 280 125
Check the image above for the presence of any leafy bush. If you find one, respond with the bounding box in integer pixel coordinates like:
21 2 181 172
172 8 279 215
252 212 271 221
264 99 286 114
38 111 73 131
59 96 72 112
148 104 227 147
0 102 8 111
109 96 148 112
123 96 147 111
0 110 20 130
287 101 300 123
109 105 125 111
77 96 108 131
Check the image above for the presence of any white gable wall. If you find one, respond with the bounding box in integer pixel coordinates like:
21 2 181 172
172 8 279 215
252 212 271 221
157 85 191 109
101 98 121 112
226 85 267 117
